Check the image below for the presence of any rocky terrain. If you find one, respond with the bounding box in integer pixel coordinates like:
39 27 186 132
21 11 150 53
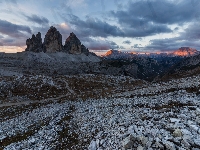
101 48 200 81
101 53 183 81
1 25 200 149
1 73 200 149
159 54 200 81
1 57 200 149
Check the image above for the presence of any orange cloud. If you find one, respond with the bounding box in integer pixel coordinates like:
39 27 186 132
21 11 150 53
0 46 25 53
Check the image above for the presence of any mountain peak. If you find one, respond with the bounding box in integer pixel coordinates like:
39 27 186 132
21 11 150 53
104 49 119 56
43 26 63 52
25 28 89 55
64 32 89 55
70 32 76 36
66 32 80 43
173 47 199 56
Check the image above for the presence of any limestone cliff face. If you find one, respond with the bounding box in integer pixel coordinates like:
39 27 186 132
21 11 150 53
43 26 63 52
64 32 89 55
25 27 89 55
25 32 43 52
81 44 89 55
64 32 81 54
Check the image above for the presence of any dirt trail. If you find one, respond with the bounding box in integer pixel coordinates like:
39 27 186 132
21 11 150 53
0 95 66 108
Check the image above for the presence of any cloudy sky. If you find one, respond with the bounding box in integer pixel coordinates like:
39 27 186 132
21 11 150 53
0 0 200 54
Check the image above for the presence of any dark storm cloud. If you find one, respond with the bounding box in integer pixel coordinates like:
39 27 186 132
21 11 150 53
145 38 180 51
25 14 49 25
0 37 27 46
181 23 200 40
174 27 179 31
123 40 131 45
144 23 200 51
54 0 181 47
0 19 31 38
124 24 171 37
109 41 119 49
1 38 14 43
80 37 119 50
67 14 124 38
109 41 118 46
107 0 200 39
132 44 143 49
111 0 199 26
64 14 172 38
0 20 32 47
85 40 110 50
58 12 171 50
145 37 200 51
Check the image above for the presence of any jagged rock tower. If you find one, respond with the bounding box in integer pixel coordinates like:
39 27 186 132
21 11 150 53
64 32 89 55
64 32 81 54
25 26 89 55
25 32 43 52
43 26 63 52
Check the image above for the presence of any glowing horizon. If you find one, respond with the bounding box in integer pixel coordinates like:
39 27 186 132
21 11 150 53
1 1 200 54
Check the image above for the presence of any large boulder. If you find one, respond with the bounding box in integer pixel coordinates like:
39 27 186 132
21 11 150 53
64 32 89 55
43 26 63 52
25 32 43 52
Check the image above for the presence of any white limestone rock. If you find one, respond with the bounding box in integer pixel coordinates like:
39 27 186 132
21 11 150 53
88 140 97 150
173 129 183 137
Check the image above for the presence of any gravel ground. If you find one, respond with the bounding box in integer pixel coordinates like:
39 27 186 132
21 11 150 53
1 89 200 149
1 75 200 149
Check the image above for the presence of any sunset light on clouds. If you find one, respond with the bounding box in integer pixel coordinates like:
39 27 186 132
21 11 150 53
2 1 200 149
0 0 200 54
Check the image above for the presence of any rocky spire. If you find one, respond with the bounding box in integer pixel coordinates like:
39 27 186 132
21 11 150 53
64 32 81 54
64 32 89 55
25 32 43 52
25 28 90 55
43 26 63 52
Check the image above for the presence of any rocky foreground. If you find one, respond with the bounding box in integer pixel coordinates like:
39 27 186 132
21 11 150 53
0 74 200 149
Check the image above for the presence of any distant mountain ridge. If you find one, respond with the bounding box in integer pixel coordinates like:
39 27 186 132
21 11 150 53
102 47 199 59
103 50 136 59
2 31 200 81
101 47 200 81
172 47 199 56
160 53 200 81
